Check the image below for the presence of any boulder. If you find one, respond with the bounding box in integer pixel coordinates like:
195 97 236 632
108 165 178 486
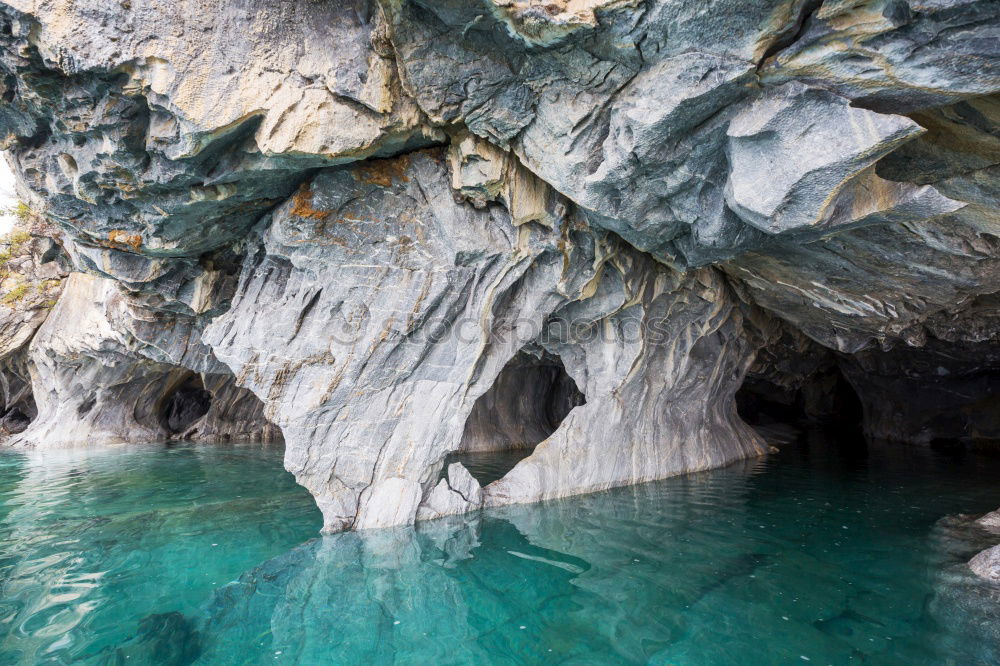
970 545 1000 583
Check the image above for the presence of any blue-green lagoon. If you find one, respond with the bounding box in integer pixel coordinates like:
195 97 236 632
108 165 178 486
1 436 999 664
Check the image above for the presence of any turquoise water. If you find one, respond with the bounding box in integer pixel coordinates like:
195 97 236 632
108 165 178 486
1 436 1000 664
0 445 321 664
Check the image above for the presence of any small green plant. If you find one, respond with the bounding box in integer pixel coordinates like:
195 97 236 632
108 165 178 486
13 201 32 223
0 228 31 266
6 230 29 247
1 201 35 224
1 282 29 305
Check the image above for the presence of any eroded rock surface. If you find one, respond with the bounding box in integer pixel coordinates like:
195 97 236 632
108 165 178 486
201 148 770 530
977 510 1000 532
0 0 997 530
13 272 279 446
0 216 68 439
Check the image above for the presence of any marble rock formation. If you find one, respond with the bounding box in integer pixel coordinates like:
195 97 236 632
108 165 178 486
201 149 769 530
0 0 997 530
12 271 280 446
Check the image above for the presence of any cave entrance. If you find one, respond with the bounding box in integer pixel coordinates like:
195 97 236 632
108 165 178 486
159 373 212 437
838 341 1000 449
0 361 36 437
736 363 863 443
0 400 34 436
450 350 585 485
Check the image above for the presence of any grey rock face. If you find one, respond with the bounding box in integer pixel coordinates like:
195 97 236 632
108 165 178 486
761 0 1000 112
15 272 182 446
483 264 768 508
202 148 584 530
0 0 440 311
0 0 998 530
724 82 938 235
725 93 1000 352
202 148 769 530
11 272 280 447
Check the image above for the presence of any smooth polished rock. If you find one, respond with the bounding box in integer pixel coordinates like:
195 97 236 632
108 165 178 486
12 273 181 447
204 148 771 530
725 82 927 234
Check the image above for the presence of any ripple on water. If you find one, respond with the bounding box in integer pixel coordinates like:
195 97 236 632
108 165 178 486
0 444 321 664
1 437 999 664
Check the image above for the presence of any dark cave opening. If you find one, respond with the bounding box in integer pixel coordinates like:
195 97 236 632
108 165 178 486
839 341 1000 450
736 364 864 439
0 405 32 435
739 337 1000 453
0 366 36 436
160 373 212 436
450 350 586 485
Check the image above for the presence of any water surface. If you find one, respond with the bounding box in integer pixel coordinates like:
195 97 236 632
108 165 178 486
0 444 320 663
1 435 999 664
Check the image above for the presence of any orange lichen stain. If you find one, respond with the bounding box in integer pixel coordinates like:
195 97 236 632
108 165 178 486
353 154 411 188
107 230 142 251
290 184 331 220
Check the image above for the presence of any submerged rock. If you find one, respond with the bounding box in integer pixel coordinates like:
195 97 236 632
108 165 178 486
109 611 202 666
418 463 484 521
0 0 997 529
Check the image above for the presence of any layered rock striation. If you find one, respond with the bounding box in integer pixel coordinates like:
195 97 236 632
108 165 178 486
0 0 997 531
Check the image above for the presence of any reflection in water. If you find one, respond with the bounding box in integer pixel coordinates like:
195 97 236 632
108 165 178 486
1 436 999 664
202 438 1000 665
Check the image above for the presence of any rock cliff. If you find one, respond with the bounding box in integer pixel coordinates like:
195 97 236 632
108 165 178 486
0 0 997 532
